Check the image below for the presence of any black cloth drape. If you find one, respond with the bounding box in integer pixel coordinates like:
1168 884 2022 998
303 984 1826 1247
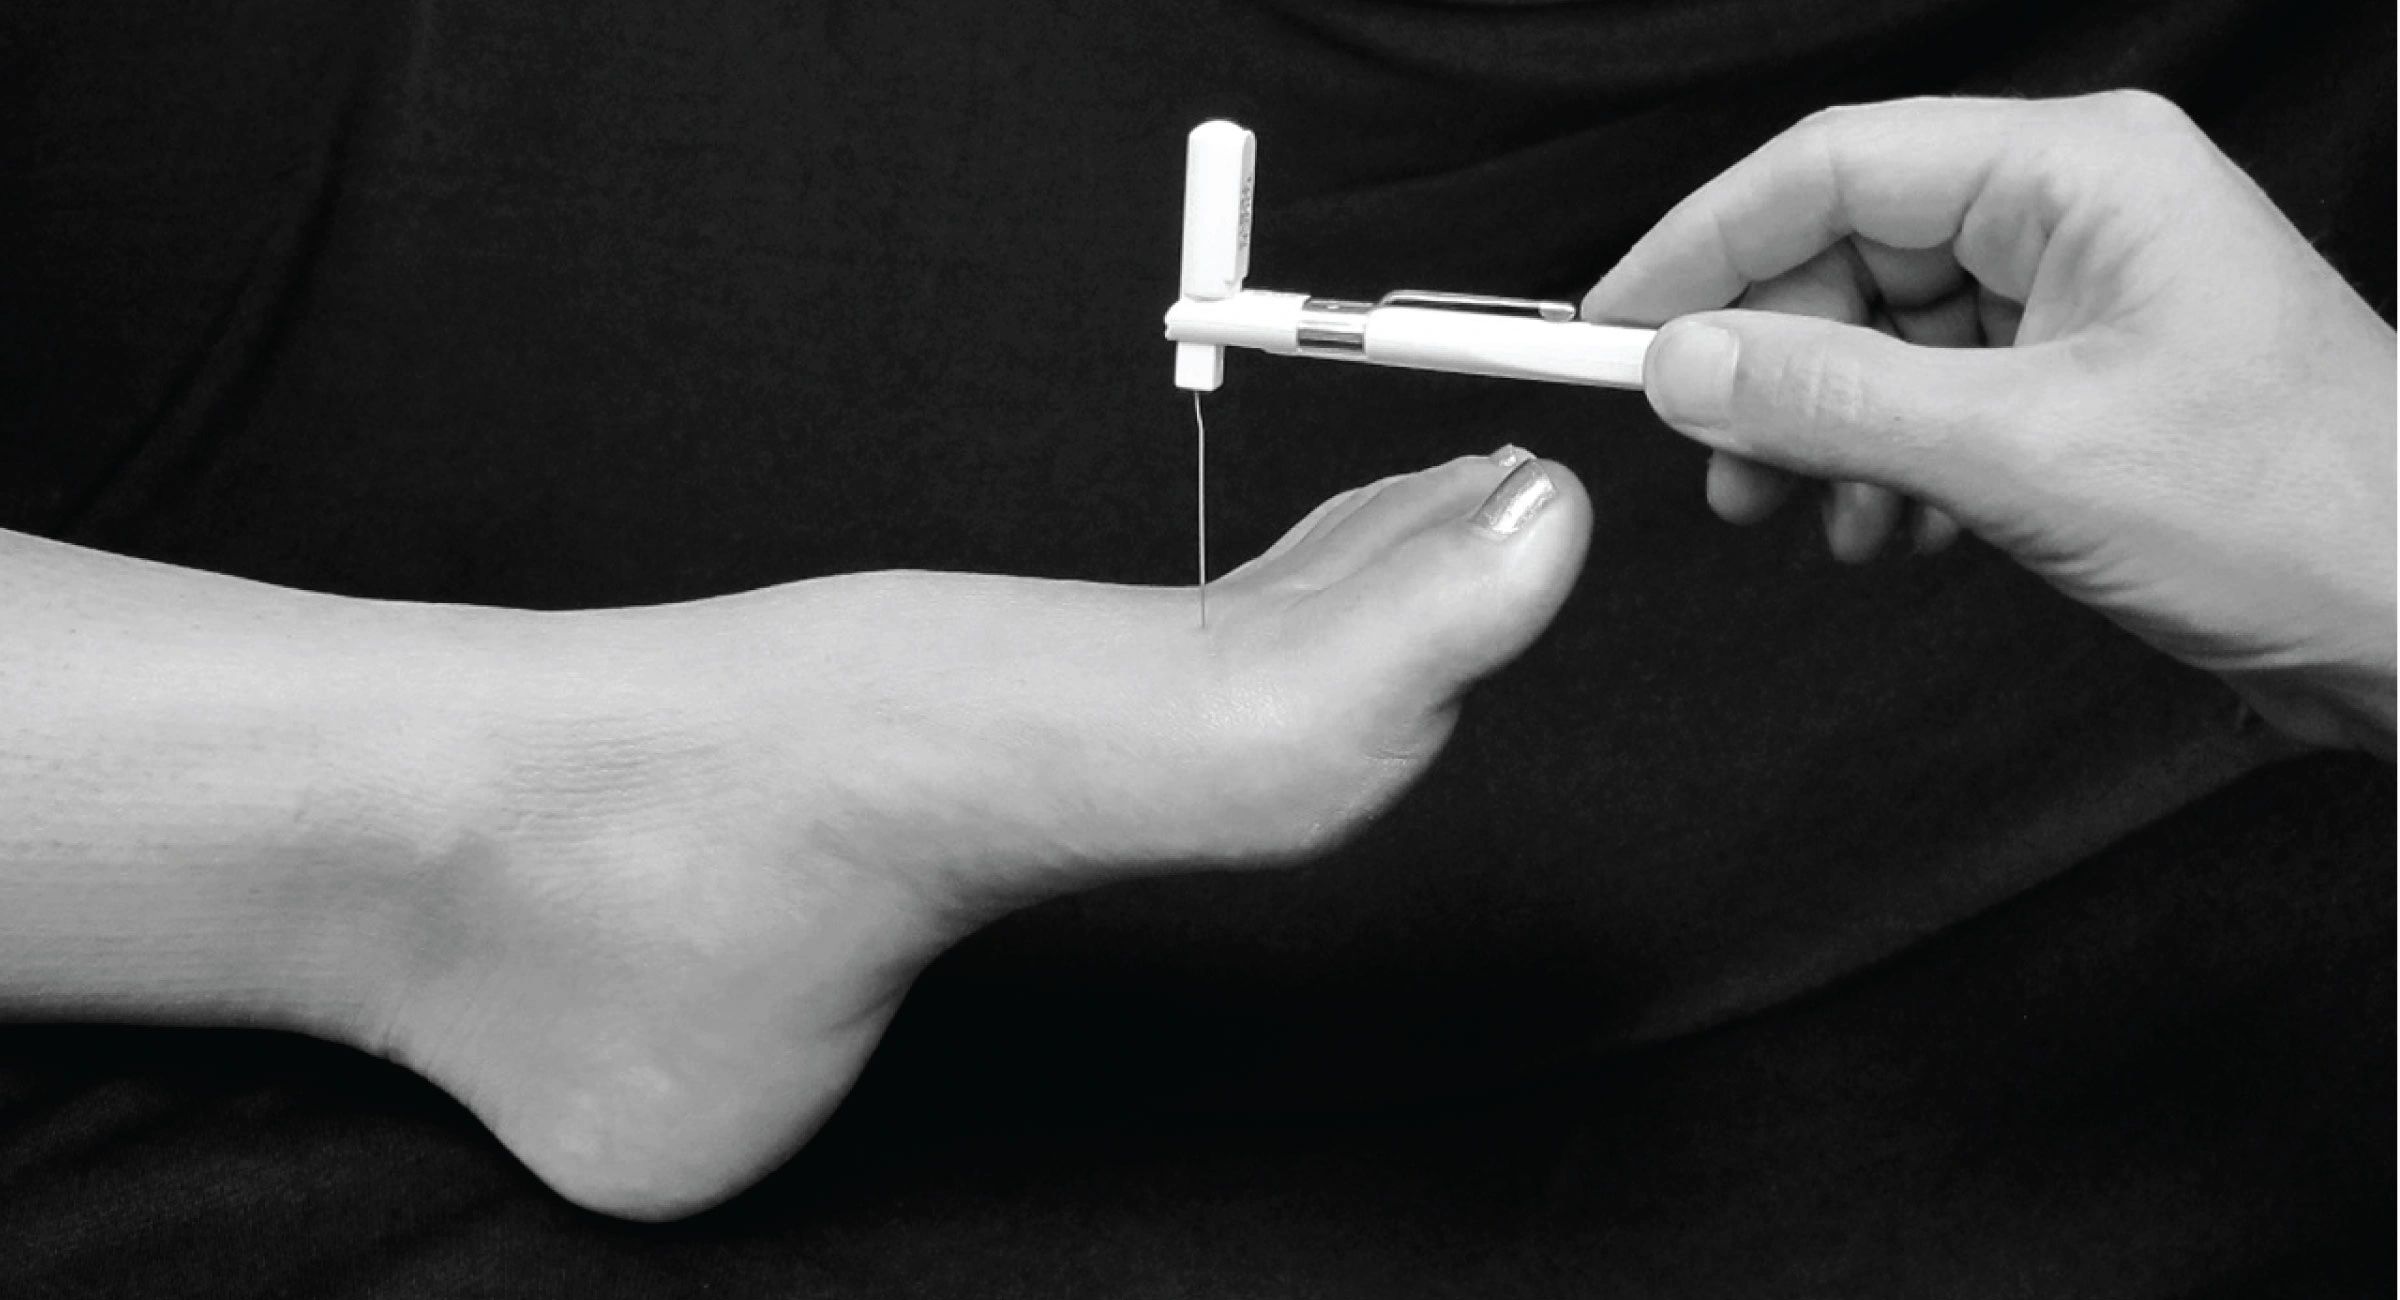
1 1 2390 1293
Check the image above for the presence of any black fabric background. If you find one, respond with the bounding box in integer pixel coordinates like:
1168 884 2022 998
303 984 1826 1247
0 1 2392 1294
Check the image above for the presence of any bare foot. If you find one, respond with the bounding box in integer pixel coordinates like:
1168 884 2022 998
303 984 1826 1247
348 449 1590 1219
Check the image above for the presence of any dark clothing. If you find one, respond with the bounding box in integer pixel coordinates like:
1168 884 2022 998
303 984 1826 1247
1 1 2391 1293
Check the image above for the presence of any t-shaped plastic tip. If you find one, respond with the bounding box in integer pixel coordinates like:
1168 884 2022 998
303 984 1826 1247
1175 340 1224 390
1175 120 1255 392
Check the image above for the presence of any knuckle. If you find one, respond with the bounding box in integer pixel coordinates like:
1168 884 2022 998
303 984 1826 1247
1764 345 1876 441
2102 87 2188 126
1786 104 1857 157
1791 102 1876 154
2091 88 2200 148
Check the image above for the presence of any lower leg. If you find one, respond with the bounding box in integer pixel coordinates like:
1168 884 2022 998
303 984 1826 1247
0 449 1589 1218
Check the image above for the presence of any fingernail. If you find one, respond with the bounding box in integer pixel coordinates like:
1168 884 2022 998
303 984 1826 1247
1490 444 1534 469
1833 480 1876 523
1828 482 1872 559
1647 322 1739 432
1471 460 1556 537
1913 506 1962 555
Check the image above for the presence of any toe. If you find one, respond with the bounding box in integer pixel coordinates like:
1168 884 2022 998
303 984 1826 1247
1305 457 1593 703
1222 485 1363 582
1280 453 1519 588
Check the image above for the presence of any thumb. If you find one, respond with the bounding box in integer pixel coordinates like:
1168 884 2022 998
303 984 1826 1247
1642 310 2037 508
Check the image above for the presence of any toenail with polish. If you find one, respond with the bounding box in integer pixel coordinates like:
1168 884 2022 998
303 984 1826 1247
1472 460 1556 536
1491 445 1534 469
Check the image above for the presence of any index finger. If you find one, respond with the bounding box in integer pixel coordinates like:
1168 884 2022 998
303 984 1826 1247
1582 96 2074 326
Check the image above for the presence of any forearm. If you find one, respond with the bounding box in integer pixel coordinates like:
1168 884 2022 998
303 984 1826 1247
0 530 487 1033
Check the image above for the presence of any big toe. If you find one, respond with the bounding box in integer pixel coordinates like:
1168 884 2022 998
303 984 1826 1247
1300 456 1592 705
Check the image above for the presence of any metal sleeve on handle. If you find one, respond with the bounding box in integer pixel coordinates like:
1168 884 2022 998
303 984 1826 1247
1296 298 1371 357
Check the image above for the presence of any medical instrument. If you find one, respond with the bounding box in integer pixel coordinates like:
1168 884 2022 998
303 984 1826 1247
1166 120 1655 624
1166 120 1656 394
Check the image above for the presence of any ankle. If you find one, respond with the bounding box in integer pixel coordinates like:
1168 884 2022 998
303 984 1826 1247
144 601 525 1045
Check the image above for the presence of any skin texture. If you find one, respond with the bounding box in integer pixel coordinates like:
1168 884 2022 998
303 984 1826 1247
1584 91 2396 756
0 449 1590 1220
